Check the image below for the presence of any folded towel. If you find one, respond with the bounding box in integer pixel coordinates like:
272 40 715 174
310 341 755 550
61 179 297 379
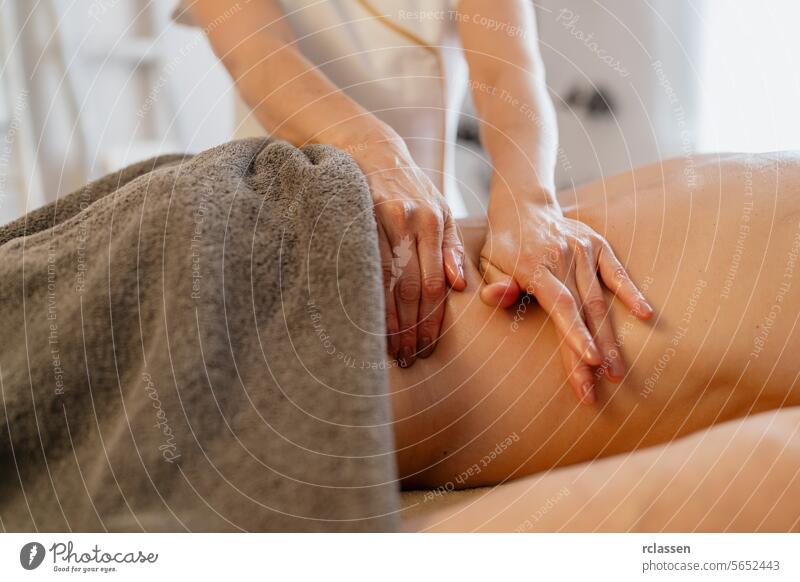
0 138 400 531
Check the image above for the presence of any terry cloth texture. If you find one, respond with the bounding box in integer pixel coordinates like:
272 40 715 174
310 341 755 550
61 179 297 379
0 138 400 531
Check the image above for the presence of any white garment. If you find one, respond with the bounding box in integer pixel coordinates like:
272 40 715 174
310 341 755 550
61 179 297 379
232 0 470 216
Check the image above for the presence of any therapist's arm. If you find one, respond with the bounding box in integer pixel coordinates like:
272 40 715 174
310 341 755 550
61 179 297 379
456 0 653 403
186 0 466 367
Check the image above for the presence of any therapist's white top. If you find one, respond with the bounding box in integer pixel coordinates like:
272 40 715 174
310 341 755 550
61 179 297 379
179 0 469 215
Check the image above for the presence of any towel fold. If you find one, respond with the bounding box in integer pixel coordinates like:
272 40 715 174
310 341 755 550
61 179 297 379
0 138 400 531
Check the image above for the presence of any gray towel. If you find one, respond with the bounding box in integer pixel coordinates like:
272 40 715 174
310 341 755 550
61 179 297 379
0 138 400 531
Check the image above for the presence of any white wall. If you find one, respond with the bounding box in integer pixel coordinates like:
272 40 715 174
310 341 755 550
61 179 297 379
0 0 234 224
698 0 800 152
5 1 800 226
536 0 702 189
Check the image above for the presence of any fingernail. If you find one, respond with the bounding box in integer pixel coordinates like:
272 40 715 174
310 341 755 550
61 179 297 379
418 336 434 358
399 347 414 368
636 299 654 317
451 249 465 283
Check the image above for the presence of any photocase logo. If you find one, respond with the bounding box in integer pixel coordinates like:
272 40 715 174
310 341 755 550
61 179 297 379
19 542 46 570
390 235 414 292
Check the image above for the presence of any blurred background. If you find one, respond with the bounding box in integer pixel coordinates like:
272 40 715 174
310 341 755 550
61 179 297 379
1 0 799 224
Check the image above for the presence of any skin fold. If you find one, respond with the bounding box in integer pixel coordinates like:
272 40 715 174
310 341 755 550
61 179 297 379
389 153 800 491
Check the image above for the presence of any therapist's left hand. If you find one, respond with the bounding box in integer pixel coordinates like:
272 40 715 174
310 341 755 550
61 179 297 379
479 197 654 404
351 135 467 368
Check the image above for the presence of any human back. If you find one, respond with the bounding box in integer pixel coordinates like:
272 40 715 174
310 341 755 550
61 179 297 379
389 152 800 488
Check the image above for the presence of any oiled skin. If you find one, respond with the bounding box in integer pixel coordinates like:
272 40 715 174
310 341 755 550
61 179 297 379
389 153 800 489
404 409 800 532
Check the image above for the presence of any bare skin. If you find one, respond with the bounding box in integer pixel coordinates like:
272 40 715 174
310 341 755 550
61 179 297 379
188 0 650 389
389 153 800 491
403 409 800 532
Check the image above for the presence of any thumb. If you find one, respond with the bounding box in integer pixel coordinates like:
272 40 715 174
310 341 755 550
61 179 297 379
479 257 522 308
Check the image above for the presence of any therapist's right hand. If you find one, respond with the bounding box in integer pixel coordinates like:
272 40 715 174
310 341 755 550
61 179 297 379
351 135 466 367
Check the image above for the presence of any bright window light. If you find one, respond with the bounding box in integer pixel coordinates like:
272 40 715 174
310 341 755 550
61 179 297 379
699 0 800 152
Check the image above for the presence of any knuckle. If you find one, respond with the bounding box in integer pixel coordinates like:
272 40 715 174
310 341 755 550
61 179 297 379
584 296 607 318
544 243 566 268
577 240 594 260
397 275 421 303
371 188 390 206
421 274 446 299
418 318 440 338
526 264 549 290
518 255 536 273
441 205 455 225
522 254 546 275
417 206 443 228
554 290 576 310
383 200 411 225
414 212 444 243
573 361 591 376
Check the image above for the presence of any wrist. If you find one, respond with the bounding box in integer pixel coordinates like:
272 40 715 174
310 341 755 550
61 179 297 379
330 121 409 168
489 182 560 218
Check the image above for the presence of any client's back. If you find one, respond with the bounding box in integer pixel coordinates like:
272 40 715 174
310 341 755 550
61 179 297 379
390 152 800 489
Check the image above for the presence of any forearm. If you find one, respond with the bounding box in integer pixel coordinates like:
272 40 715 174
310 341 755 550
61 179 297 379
230 35 398 150
476 67 559 207
189 0 399 153
457 0 559 209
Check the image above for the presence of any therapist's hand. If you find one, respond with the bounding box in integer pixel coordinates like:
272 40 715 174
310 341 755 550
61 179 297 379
479 196 654 404
352 137 466 367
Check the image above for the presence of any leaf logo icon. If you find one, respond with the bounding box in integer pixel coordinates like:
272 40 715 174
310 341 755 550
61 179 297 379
20 542 46 570
390 235 414 292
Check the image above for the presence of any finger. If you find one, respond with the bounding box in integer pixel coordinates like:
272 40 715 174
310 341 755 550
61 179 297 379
530 270 602 365
479 258 522 308
442 210 466 291
560 272 600 400
391 233 421 368
575 249 626 382
416 218 446 359
378 224 401 358
558 340 596 405
598 242 654 320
